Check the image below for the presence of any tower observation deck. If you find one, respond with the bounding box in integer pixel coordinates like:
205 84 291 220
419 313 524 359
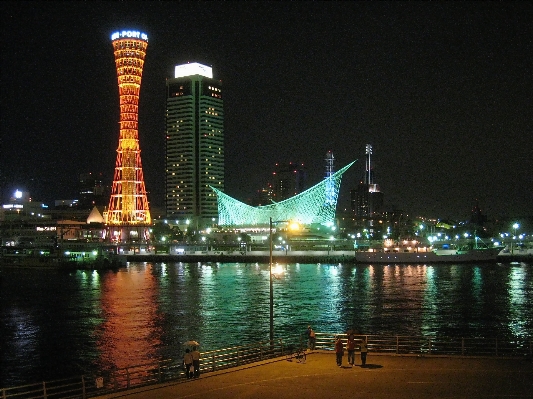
106 30 151 227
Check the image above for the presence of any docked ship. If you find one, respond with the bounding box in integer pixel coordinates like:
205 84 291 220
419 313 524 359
0 247 125 269
354 238 504 264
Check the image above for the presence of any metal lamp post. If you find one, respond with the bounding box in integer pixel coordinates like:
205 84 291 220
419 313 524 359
512 223 519 254
269 217 289 344
269 217 274 344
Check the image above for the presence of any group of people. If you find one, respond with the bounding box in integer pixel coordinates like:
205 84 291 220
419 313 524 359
183 329 368 379
183 346 201 379
335 333 368 367
307 325 368 367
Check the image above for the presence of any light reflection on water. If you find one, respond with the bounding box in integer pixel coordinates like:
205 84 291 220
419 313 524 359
1 262 532 387
96 264 162 370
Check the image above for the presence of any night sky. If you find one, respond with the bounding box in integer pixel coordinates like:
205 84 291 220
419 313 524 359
1 2 532 220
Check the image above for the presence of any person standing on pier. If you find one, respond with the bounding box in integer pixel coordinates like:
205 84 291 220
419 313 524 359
335 336 344 367
192 346 201 377
360 336 368 367
309 328 316 350
346 333 356 366
183 349 193 379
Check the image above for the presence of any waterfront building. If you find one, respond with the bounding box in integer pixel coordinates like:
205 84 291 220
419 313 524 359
0 190 106 247
212 161 355 228
1 190 50 223
106 30 152 237
165 62 224 231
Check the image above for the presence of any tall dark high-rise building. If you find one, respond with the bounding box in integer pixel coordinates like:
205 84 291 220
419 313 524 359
271 162 306 201
79 172 106 208
324 151 336 206
470 200 487 226
351 144 384 217
165 63 224 230
251 185 274 206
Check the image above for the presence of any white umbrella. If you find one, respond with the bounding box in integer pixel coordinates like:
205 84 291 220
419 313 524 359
184 340 200 347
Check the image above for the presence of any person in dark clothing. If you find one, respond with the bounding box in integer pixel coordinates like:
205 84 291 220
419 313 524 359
191 346 201 377
360 337 368 367
335 336 344 367
346 333 356 366
183 349 193 379
309 328 316 350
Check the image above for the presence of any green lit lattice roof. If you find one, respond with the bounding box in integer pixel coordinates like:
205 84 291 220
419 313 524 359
211 161 355 227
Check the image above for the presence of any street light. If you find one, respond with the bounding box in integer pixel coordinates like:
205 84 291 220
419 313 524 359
269 217 289 344
512 223 519 254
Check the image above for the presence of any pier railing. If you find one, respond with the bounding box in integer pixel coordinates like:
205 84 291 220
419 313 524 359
313 333 532 357
1 334 530 399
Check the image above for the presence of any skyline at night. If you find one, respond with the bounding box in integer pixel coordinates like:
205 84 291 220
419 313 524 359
1 2 532 220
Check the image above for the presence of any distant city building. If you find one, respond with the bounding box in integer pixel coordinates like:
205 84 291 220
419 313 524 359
165 62 224 230
106 30 152 230
78 172 107 208
470 200 487 226
55 199 79 208
10 189 30 202
252 185 274 207
1 190 49 222
271 162 306 201
351 144 384 217
324 151 336 206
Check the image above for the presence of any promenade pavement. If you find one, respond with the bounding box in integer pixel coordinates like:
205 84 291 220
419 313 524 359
94 351 533 399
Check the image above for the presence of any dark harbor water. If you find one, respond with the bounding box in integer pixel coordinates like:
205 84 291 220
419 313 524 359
1 261 532 387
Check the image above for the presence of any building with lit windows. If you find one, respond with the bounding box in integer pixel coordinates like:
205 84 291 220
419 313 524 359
165 63 224 230
351 144 383 217
271 162 306 201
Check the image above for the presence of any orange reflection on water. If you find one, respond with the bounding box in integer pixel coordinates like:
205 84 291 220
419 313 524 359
96 265 161 370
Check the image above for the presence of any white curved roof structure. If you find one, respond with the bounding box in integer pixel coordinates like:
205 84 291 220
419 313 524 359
211 161 355 227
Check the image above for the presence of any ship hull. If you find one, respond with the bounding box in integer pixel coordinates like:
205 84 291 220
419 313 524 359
354 247 503 264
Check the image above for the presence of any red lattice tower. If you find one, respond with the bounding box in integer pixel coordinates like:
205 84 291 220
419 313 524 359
106 31 151 226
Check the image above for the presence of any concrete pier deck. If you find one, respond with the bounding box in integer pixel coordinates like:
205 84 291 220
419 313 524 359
94 351 533 399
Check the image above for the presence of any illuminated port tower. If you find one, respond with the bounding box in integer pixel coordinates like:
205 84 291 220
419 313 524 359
106 30 151 240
